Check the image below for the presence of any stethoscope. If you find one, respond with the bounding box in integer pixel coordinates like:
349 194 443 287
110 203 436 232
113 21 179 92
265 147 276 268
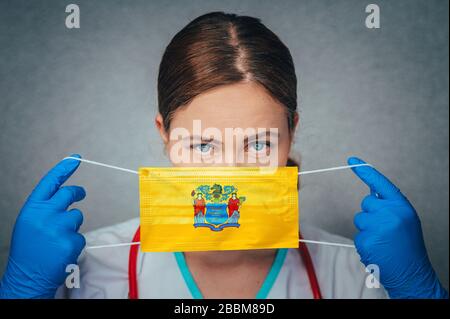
127 226 323 299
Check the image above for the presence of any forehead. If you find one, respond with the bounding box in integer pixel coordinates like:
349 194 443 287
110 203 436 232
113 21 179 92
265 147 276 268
169 82 288 131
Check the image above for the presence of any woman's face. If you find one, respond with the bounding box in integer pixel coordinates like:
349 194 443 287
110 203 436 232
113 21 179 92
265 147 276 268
156 81 297 167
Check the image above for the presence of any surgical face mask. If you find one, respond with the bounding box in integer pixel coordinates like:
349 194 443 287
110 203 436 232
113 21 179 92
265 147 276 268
138 166 299 252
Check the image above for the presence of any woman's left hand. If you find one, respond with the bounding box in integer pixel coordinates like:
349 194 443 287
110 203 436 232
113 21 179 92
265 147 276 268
348 157 448 299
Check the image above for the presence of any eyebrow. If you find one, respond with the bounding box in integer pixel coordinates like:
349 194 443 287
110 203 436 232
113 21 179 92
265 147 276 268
182 130 280 144
181 135 216 143
245 130 280 141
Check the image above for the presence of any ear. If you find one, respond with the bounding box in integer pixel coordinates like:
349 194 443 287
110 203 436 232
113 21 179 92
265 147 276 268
288 111 299 143
155 113 169 144
292 111 299 132
286 111 300 160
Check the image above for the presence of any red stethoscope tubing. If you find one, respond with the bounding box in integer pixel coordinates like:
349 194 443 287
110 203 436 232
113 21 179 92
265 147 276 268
128 226 141 299
128 226 322 299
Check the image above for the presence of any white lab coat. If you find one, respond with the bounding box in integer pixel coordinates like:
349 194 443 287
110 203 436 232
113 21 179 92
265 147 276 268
56 218 388 299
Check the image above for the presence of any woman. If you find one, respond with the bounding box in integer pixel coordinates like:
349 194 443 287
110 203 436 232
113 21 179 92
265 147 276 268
0 11 447 299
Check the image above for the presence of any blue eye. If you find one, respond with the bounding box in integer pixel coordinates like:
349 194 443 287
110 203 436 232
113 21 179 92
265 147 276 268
251 141 267 152
194 143 212 153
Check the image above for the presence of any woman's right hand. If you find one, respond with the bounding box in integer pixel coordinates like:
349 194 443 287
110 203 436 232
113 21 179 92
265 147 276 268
0 155 86 298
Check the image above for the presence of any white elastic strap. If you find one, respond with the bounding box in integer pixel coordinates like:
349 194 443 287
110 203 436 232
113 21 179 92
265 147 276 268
298 163 373 175
63 156 367 250
86 239 355 250
63 157 138 174
63 156 372 176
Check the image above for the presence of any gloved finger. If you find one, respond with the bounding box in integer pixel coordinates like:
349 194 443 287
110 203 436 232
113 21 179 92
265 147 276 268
354 231 364 248
361 194 382 212
28 154 82 201
370 189 380 198
353 232 369 263
53 208 84 231
66 233 86 263
348 157 404 200
48 186 86 210
354 211 375 230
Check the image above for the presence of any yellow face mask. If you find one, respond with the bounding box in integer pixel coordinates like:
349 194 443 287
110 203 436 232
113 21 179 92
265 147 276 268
138 166 299 252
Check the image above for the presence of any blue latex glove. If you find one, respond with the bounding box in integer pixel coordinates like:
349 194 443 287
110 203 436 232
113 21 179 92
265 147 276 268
0 155 86 299
349 157 448 299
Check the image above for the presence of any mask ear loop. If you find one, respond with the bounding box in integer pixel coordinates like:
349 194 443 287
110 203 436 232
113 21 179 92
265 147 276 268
298 163 373 175
63 157 138 174
86 238 356 250
62 156 372 250
62 156 372 175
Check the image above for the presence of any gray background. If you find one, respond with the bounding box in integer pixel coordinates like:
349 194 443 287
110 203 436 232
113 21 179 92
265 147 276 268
0 0 448 289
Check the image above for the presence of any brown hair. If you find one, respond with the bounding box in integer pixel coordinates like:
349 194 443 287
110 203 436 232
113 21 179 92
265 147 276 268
157 11 300 168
